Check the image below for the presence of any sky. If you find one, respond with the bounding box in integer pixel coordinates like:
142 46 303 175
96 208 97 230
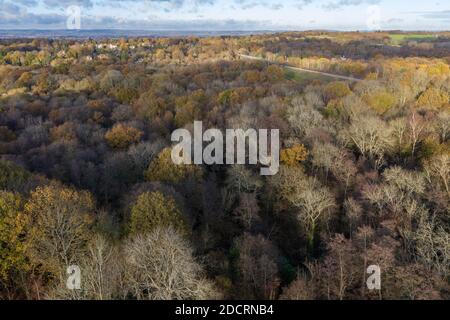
0 0 449 31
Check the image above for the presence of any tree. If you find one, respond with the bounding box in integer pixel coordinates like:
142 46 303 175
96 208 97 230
288 178 336 248
80 235 123 300
417 87 449 110
389 117 408 155
0 192 27 283
407 111 427 158
319 234 358 300
269 165 307 201
225 166 262 195
105 124 143 150
129 191 188 236
174 90 206 127
234 233 280 299
0 161 30 192
434 111 449 143
344 198 363 237
145 148 202 184
340 114 393 168
46 235 123 300
127 141 164 179
0 126 16 143
135 91 168 120
363 89 396 114
280 144 308 166
287 97 324 138
271 166 335 248
270 166 335 249
124 227 219 300
384 263 443 300
413 217 450 277
154 48 166 62
15 72 33 89
364 166 426 224
100 69 123 92
324 81 351 102
115 86 139 104
311 142 357 192
171 47 185 63
265 65 284 82
24 185 95 276
280 276 315 300
232 192 260 230
423 153 450 197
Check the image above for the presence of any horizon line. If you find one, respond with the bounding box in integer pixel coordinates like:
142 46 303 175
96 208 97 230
0 28 449 32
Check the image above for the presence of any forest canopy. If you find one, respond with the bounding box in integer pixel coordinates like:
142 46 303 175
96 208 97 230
0 31 449 300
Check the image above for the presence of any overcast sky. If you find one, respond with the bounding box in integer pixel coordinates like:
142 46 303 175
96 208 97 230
0 0 449 30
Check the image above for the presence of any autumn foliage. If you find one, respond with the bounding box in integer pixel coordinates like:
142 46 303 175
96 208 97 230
0 31 449 300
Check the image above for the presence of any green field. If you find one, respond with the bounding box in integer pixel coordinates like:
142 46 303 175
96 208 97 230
389 34 437 45
284 69 330 85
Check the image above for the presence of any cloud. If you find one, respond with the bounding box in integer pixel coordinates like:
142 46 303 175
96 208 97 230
294 0 314 9
420 10 450 20
240 2 261 10
386 18 403 24
0 2 23 15
323 0 381 10
82 17 279 31
43 0 94 8
0 0 445 31
14 0 38 6
271 3 283 10
0 11 66 26
0 0 282 31
102 0 216 9
233 0 306 11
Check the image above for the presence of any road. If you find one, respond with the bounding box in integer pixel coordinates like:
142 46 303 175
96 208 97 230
238 54 363 82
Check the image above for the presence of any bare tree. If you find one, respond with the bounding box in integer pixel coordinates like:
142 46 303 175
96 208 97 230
280 275 315 300
318 235 358 300
123 227 219 300
234 233 280 300
288 178 335 248
287 97 325 138
46 235 123 300
311 142 357 193
340 114 393 168
407 111 427 157
389 117 408 154
424 154 450 197
81 236 122 300
364 166 426 225
414 217 450 277
434 111 450 143
233 192 260 230
344 198 363 237
225 165 263 196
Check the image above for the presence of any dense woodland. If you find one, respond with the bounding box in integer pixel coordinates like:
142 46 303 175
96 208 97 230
0 31 449 300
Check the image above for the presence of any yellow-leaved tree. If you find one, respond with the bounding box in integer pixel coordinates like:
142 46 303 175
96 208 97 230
105 123 143 149
0 192 28 282
280 144 309 166
145 148 202 184
129 191 188 236
417 88 449 110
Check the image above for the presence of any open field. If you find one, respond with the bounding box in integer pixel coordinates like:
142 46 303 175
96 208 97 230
239 54 362 82
284 68 331 84
389 33 437 45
